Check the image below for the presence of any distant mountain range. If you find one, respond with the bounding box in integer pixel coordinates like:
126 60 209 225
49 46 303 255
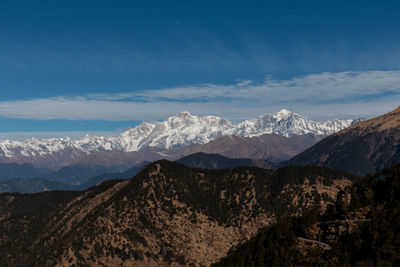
0 178 76 194
0 162 51 180
0 161 128 184
2 106 398 192
0 161 149 193
0 110 357 169
0 151 274 193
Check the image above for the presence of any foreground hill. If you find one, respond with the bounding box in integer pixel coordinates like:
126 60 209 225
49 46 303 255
0 160 356 266
287 106 400 175
214 163 400 266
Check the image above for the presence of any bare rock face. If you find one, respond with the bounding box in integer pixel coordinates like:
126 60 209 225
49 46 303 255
0 161 356 266
287 106 400 176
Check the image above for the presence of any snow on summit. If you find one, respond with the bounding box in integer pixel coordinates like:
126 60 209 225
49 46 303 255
0 110 357 158
273 109 292 121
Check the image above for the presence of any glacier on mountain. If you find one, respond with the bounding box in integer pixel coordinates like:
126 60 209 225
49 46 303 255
0 110 357 158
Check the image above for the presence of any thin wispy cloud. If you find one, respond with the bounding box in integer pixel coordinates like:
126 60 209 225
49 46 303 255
0 71 399 121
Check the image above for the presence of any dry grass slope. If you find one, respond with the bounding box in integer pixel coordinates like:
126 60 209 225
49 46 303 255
0 161 357 266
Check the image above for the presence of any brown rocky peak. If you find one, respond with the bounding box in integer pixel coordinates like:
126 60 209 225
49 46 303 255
288 106 400 176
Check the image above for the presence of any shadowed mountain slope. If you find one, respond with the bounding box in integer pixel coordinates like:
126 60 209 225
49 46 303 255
78 161 150 189
286 106 400 175
173 133 323 162
0 160 357 266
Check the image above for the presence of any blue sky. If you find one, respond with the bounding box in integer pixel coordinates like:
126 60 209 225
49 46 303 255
0 0 400 139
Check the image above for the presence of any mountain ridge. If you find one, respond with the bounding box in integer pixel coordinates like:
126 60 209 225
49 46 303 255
286 106 400 175
0 110 356 163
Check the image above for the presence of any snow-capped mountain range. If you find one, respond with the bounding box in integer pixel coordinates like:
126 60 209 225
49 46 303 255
0 109 357 159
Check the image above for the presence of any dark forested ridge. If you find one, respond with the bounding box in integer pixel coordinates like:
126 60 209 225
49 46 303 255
176 152 272 169
213 163 400 267
0 160 356 266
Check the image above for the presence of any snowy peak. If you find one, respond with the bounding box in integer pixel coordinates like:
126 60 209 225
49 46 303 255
138 112 234 150
273 109 294 121
121 122 155 137
0 110 358 158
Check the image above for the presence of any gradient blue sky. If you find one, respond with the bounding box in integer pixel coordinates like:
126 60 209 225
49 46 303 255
0 0 400 139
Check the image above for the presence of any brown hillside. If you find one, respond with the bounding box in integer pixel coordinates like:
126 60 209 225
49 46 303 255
342 105 400 134
0 161 356 266
288 106 400 175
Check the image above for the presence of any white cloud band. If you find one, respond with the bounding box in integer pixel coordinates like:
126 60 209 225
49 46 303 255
0 70 399 121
